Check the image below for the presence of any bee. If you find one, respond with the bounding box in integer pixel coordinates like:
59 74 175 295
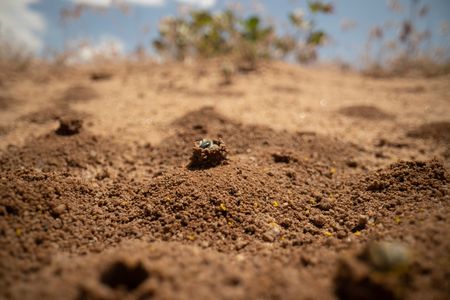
198 139 213 149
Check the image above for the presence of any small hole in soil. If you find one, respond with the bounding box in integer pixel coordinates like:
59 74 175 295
100 261 149 291
272 153 292 163
226 276 241 286
351 223 366 233
5 205 19 215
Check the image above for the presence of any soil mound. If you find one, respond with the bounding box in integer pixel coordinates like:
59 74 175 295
1 158 448 300
188 138 229 169
166 107 360 168
20 105 88 125
139 160 335 249
0 131 124 173
338 105 393 120
60 84 98 103
407 121 450 142
55 117 83 136
1 103 449 300
0 92 19 110
333 160 450 300
0 125 12 136
9 241 320 300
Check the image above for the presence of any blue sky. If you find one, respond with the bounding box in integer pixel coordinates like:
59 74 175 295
1 0 449 64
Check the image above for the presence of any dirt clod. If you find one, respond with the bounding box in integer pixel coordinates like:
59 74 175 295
188 138 228 168
310 215 327 228
55 117 83 136
51 204 67 217
407 121 450 142
339 105 393 120
60 84 98 103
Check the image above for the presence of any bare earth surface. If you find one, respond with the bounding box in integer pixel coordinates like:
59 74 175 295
0 61 449 300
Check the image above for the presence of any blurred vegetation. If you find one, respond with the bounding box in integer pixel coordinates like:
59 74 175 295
0 25 33 73
1 0 448 79
153 1 333 71
363 0 450 77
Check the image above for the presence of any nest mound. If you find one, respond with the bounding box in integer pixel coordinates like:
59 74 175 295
188 138 228 169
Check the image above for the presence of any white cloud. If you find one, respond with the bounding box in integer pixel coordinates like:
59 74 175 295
129 0 165 5
70 0 216 8
0 0 47 52
71 0 110 6
69 0 165 6
176 0 216 8
66 35 125 63
0 0 216 55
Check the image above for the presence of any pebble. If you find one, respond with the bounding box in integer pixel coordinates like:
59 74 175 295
310 215 326 228
366 241 411 273
52 204 66 216
262 225 281 242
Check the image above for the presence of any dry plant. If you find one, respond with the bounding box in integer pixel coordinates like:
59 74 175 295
362 0 450 77
153 1 334 72
0 25 33 73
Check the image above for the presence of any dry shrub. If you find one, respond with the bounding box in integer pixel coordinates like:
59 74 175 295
362 0 450 78
153 2 333 72
362 55 450 78
0 36 33 74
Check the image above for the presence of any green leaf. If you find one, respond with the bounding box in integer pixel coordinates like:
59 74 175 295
245 16 260 32
191 11 213 30
308 1 334 14
307 31 326 45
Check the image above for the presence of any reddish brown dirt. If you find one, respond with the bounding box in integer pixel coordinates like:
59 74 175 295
0 61 449 300
60 84 99 103
338 105 394 120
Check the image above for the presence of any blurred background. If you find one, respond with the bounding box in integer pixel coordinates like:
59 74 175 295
1 0 450 74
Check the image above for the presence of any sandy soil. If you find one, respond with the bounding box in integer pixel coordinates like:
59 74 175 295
0 61 449 300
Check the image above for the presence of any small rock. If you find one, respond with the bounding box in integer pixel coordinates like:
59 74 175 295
337 230 347 239
51 204 66 216
335 241 411 300
262 225 281 242
235 239 249 250
200 241 210 248
358 215 369 227
262 230 276 242
365 241 411 273
310 215 326 228
352 214 369 232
